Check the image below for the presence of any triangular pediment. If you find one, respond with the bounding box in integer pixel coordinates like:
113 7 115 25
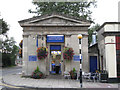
19 14 90 26
29 15 86 24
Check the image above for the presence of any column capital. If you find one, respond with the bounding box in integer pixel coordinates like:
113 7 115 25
65 34 71 37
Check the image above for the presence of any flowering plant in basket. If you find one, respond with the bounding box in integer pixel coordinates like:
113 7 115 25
37 47 48 60
63 47 74 61
69 68 77 79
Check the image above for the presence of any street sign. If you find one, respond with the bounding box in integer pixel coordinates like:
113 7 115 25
47 35 64 43
29 56 37 61
73 55 82 61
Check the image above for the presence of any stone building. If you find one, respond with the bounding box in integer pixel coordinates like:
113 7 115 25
97 22 120 82
19 13 90 76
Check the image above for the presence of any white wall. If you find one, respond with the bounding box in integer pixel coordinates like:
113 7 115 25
104 24 120 32
118 1 120 22
105 36 117 78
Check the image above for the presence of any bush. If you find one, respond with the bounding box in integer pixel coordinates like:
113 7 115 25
2 53 11 67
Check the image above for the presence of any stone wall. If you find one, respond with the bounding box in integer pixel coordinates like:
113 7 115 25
97 27 106 71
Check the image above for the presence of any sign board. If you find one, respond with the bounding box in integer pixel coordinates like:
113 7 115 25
47 35 64 43
29 56 37 61
50 45 61 50
73 55 82 61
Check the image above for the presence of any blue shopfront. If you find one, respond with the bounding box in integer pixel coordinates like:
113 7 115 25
46 35 64 74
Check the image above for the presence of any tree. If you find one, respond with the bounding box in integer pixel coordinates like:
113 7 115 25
29 1 98 46
0 19 9 35
2 37 16 53
29 2 97 22
10 45 19 65
88 24 100 46
2 37 19 67
1 19 19 67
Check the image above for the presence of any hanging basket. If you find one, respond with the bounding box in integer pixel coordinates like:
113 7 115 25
36 47 48 60
19 40 23 58
63 47 74 61
19 40 23 48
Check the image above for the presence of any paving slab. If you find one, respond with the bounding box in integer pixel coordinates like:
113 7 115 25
2 74 119 89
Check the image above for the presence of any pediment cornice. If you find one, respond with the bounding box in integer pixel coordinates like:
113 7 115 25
19 14 90 27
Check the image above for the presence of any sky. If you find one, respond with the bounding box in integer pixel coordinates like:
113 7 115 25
0 0 120 45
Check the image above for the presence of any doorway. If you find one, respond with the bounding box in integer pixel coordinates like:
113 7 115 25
90 56 97 72
50 45 61 74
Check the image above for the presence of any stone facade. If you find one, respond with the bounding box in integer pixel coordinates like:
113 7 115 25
19 14 90 76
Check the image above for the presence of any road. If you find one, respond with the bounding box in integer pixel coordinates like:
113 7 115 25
1 66 22 76
0 66 22 90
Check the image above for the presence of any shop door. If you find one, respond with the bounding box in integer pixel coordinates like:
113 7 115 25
50 45 61 74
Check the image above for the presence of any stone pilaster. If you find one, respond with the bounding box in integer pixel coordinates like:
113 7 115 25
22 34 28 75
64 35 72 72
46 44 50 75
61 44 64 75
65 35 71 47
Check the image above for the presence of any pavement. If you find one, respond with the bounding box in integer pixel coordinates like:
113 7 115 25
2 74 119 89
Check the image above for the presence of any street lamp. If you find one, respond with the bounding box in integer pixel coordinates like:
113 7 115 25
77 34 82 88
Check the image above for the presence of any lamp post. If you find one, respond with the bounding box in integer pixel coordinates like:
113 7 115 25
77 34 82 88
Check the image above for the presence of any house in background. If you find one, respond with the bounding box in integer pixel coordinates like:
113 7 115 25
89 22 120 83
15 55 22 65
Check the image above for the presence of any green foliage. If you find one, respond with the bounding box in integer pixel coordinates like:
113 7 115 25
88 24 100 46
1 19 18 67
2 37 19 67
73 68 76 72
11 45 19 65
2 46 18 67
2 53 11 67
2 37 16 53
34 66 40 73
0 19 9 35
69 68 77 79
32 66 43 79
29 2 97 22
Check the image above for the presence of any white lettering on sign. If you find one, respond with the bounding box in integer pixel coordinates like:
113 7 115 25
48 37 63 40
47 35 64 42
